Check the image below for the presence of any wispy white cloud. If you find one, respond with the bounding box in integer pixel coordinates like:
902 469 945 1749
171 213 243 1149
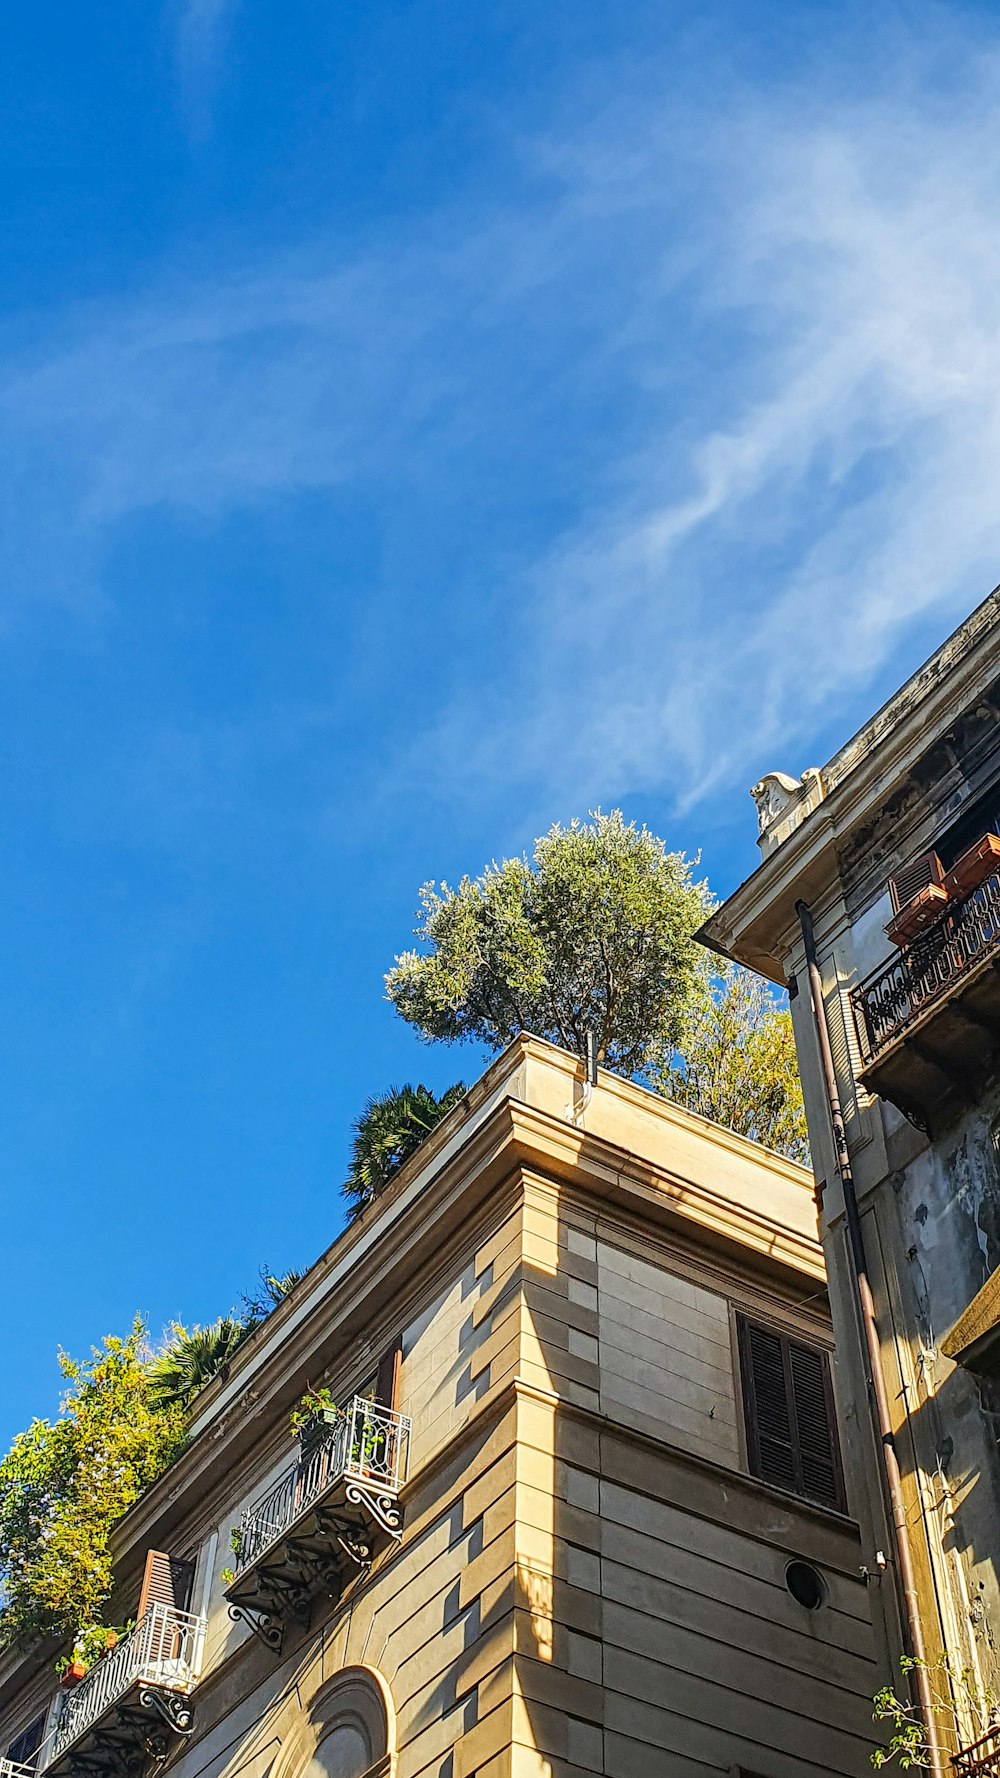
443 57 1000 809
424 61 1000 804
5 31 1000 818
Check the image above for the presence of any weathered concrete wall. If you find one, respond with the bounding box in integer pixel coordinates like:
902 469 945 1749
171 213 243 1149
787 681 1000 1703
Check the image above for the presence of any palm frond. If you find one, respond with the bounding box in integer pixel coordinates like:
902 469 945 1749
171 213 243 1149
240 1266 303 1325
147 1317 249 1411
344 1081 467 1217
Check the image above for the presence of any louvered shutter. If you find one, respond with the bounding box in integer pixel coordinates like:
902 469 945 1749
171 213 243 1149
738 1316 844 1512
789 1340 841 1508
888 851 943 912
136 1549 195 1621
7 1715 45 1772
375 1338 402 1411
739 1320 797 1493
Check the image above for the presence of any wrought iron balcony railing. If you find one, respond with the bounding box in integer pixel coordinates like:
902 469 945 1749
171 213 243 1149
1 1761 38 1778
852 867 1000 1066
226 1396 411 1652
234 1397 410 1577
954 1724 1000 1776
42 1603 205 1772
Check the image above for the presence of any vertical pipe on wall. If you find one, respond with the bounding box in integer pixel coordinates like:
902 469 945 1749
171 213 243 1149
796 900 946 1778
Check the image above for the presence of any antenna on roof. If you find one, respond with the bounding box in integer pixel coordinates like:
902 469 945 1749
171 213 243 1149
585 1028 598 1088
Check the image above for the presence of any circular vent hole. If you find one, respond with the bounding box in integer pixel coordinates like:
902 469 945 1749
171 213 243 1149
785 1560 825 1610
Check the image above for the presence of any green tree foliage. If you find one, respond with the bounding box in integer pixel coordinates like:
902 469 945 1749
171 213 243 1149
871 1652 999 1769
147 1317 249 1412
0 1319 186 1646
648 966 810 1164
344 1081 467 1217
386 811 712 1075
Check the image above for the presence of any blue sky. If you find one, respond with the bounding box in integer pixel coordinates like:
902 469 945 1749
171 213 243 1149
2 0 998 1447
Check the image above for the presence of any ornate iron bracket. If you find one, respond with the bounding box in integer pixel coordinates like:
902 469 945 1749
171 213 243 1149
228 1602 284 1654
313 1506 373 1569
137 1689 195 1740
345 1480 403 1541
336 1529 373 1569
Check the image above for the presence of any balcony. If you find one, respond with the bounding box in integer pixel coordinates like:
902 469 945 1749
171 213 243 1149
40 1604 204 1778
1 1762 37 1778
851 866 1000 1128
225 1396 411 1652
954 1726 1000 1776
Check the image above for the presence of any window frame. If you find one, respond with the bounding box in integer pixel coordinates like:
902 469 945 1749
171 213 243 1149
736 1313 846 1514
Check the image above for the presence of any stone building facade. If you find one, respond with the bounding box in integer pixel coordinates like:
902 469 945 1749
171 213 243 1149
703 585 1000 1771
1 1037 879 1778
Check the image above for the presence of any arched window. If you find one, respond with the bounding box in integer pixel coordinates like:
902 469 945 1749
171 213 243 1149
275 1668 394 1778
307 1722 372 1778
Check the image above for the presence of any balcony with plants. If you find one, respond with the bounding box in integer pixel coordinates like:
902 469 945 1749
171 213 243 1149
224 1390 411 1653
39 1602 205 1778
851 834 1000 1127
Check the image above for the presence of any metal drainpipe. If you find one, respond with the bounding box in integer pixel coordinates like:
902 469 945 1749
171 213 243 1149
796 900 947 1778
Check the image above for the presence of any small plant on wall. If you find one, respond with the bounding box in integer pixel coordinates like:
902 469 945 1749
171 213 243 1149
219 1526 244 1588
873 1654 1000 1769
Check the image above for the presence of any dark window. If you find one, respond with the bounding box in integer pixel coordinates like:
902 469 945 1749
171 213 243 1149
737 1316 845 1512
375 1338 402 1411
937 794 1000 870
7 1714 45 1772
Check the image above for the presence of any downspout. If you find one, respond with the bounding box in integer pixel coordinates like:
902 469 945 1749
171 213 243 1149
796 900 946 1778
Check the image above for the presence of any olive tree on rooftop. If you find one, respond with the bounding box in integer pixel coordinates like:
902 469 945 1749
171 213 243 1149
385 810 713 1075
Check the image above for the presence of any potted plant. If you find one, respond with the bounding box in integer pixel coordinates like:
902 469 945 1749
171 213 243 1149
56 1624 129 1687
58 1657 87 1689
291 1387 342 1455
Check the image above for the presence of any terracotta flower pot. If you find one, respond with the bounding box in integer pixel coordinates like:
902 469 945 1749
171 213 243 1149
61 1659 87 1688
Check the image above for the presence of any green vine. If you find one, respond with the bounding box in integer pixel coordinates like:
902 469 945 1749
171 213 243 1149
220 1526 243 1586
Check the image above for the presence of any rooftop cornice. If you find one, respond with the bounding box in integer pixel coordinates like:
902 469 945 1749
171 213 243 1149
822 583 1000 795
702 589 1000 974
506 1101 823 1282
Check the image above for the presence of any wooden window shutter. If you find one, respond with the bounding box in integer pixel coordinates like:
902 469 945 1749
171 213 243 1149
888 851 943 912
136 1549 195 1621
738 1316 844 1512
374 1338 402 1411
7 1715 45 1772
